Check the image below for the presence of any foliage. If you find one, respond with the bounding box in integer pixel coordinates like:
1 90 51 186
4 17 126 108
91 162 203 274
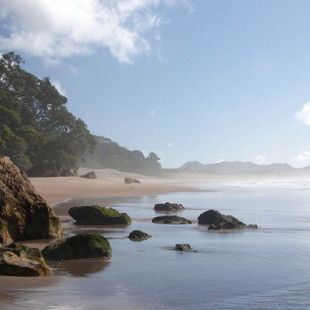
81 136 162 176
0 52 96 170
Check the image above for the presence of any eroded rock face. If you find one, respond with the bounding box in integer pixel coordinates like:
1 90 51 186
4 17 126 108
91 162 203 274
154 202 185 212
152 215 192 225
0 243 51 276
68 205 132 226
0 157 62 245
42 233 112 261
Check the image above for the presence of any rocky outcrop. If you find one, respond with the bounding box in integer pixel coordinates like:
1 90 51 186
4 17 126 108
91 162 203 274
42 233 112 261
0 157 62 245
80 171 97 179
154 202 185 212
128 230 152 241
68 205 132 226
174 244 196 252
26 160 77 177
0 243 51 276
198 209 257 230
152 215 192 225
124 177 140 184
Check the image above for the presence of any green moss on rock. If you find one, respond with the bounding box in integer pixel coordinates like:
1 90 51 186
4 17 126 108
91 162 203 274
42 233 112 261
68 205 131 226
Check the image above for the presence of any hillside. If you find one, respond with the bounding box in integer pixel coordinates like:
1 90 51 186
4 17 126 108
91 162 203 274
80 136 162 176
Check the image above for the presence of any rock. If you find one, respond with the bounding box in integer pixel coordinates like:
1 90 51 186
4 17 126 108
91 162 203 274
247 224 258 229
68 205 132 226
42 233 112 261
80 171 97 179
128 230 152 241
124 177 140 184
198 209 253 230
0 157 62 245
0 243 51 276
154 202 185 212
152 215 192 225
26 160 77 177
174 244 196 252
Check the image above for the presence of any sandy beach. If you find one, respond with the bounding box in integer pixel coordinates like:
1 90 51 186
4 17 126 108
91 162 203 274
30 168 199 205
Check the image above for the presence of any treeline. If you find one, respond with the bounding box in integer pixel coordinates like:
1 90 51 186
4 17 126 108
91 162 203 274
0 52 161 176
81 136 162 176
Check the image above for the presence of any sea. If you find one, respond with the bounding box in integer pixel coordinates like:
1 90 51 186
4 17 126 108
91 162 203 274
1 179 310 310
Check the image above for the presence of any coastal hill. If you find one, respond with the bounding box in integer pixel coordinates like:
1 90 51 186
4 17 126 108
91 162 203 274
178 161 310 176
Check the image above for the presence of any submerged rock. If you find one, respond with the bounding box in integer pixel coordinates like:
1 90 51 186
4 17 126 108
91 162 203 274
42 233 112 261
124 177 141 184
68 205 131 226
154 202 185 212
198 209 257 230
0 157 62 245
0 243 51 276
152 215 192 225
128 230 152 241
174 244 196 252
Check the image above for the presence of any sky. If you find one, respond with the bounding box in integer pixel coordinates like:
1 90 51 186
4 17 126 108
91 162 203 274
1 0 310 168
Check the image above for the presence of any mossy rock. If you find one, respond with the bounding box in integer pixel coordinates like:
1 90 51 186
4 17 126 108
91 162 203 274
68 205 131 226
42 233 112 261
152 215 192 225
0 243 51 276
154 202 185 212
128 230 152 241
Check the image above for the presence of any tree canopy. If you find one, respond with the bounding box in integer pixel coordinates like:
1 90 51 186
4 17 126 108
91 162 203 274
0 52 96 170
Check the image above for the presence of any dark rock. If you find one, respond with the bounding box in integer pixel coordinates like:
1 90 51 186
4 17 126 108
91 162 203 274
80 171 97 179
152 215 192 225
198 209 252 230
247 224 258 229
174 244 196 252
124 177 140 184
68 205 131 226
26 160 77 177
0 157 62 245
154 202 185 212
0 243 51 276
42 233 112 261
128 230 151 241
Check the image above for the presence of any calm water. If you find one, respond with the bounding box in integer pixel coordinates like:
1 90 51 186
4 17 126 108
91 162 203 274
2 182 310 309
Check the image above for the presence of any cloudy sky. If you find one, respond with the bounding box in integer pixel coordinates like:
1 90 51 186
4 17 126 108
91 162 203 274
1 0 310 168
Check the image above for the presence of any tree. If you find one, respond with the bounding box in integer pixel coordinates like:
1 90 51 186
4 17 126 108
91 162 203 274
0 52 96 170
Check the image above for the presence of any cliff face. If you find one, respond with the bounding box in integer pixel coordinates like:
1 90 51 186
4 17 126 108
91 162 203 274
0 157 62 245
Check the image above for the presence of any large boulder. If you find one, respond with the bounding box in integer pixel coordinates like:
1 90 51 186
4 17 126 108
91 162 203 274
68 205 132 226
0 157 62 245
198 209 256 230
152 215 192 225
26 160 76 177
0 243 51 276
128 230 152 241
154 202 185 212
42 233 112 261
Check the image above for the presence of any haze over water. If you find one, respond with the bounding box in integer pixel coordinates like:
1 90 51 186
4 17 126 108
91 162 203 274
3 179 310 309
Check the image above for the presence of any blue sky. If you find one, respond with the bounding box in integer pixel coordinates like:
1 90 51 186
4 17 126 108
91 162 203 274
1 0 310 168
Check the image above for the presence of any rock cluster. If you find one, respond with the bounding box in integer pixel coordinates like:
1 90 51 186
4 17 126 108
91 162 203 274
68 205 132 225
0 157 62 245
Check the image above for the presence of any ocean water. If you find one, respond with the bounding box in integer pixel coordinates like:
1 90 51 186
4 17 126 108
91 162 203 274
2 181 310 310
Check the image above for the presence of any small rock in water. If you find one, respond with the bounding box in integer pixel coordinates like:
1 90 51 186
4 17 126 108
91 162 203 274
174 244 197 252
154 202 185 212
128 230 152 241
152 215 192 225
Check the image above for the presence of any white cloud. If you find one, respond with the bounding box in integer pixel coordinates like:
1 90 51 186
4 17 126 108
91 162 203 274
295 103 310 125
0 0 190 64
253 155 267 165
290 151 310 168
51 80 66 96
167 142 173 147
